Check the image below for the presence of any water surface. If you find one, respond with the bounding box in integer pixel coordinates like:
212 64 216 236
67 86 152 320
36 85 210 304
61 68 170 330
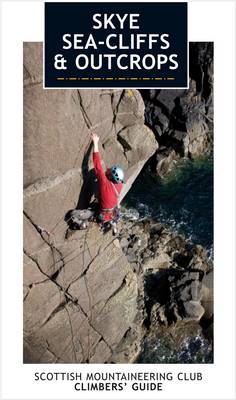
124 154 213 255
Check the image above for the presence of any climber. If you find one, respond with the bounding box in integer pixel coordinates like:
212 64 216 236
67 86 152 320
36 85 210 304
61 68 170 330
68 132 124 234
91 132 124 233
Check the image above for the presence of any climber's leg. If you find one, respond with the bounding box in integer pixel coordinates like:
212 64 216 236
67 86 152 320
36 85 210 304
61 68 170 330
67 208 95 230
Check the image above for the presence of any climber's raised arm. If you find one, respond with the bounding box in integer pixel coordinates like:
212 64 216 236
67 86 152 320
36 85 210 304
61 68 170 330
91 132 106 181
91 132 99 153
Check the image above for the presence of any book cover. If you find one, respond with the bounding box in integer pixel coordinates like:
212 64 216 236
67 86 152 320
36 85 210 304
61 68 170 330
0 1 235 399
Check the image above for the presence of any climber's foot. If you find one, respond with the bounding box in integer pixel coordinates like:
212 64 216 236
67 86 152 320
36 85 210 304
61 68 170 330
80 222 87 230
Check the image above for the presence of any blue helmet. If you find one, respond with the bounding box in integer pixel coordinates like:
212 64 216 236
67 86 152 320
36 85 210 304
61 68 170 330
110 165 124 184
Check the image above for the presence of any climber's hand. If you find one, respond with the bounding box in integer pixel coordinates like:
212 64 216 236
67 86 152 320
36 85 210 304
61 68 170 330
91 132 99 144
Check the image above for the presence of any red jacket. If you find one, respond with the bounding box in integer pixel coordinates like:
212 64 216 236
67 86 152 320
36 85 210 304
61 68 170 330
93 152 123 213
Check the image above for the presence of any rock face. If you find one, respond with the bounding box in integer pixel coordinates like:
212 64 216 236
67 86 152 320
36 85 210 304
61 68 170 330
23 43 157 363
140 42 213 177
113 217 213 362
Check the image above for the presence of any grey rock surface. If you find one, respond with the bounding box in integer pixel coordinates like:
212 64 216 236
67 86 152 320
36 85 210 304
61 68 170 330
118 218 213 334
140 42 213 177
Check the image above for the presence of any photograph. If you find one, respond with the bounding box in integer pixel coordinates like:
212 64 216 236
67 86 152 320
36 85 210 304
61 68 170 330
23 41 213 364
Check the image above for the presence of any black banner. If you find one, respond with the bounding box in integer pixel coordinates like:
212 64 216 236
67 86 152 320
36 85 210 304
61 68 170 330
44 2 188 88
